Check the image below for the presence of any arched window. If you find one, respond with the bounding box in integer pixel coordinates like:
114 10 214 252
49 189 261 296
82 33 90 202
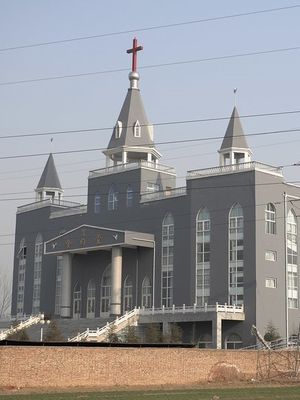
142 276 152 308
87 279 96 318
265 203 276 234
17 238 26 315
100 265 111 316
287 209 298 308
196 208 210 306
73 282 82 318
229 203 244 306
123 275 133 312
108 185 118 211
32 233 43 314
94 192 101 213
225 333 243 349
126 185 134 207
133 120 141 137
115 120 122 138
161 213 174 307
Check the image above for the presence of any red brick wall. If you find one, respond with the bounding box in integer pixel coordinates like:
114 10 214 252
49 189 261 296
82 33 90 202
0 346 269 389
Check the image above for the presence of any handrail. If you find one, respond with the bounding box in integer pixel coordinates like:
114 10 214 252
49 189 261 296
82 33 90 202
0 313 45 341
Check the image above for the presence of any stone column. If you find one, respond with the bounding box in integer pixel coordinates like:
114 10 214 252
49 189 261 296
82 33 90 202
60 253 72 318
212 314 222 349
110 246 122 316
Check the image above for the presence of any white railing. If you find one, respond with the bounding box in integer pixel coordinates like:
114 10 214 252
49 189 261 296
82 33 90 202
17 199 84 214
187 161 283 180
89 161 176 179
68 308 139 342
140 187 187 203
242 336 300 351
138 303 244 315
0 313 45 341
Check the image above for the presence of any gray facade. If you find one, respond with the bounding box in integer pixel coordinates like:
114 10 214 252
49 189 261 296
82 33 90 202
11 53 300 348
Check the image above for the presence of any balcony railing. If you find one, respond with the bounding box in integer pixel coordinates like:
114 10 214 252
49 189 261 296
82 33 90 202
89 160 176 179
17 199 84 214
140 186 187 203
50 204 87 219
138 303 244 315
187 161 283 180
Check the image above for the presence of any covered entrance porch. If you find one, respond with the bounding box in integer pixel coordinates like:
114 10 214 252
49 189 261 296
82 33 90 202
44 224 154 318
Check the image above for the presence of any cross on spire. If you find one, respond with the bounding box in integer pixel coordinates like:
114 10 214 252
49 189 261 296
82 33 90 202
127 38 143 72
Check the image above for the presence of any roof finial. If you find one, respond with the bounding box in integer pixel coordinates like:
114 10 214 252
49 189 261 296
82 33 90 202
127 38 143 89
233 87 238 107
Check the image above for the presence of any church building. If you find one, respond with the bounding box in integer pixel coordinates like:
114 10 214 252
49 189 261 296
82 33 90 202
11 39 300 348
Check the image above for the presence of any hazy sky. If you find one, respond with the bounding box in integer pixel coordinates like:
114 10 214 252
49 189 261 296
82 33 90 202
1 0 300 278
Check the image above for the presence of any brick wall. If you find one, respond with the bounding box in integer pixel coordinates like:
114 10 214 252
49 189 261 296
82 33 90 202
0 346 284 389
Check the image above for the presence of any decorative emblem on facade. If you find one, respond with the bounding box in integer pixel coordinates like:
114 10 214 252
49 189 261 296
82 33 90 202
80 238 86 247
65 239 72 249
113 234 118 241
52 242 57 249
96 234 103 245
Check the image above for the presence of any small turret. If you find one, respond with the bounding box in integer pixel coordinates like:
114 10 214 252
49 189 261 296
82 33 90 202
35 153 63 202
218 107 252 166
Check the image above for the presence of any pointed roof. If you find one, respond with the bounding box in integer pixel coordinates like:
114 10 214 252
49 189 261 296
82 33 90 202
36 153 62 190
106 85 154 151
220 107 250 151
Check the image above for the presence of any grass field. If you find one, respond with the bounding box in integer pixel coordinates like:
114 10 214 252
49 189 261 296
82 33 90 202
1 386 300 400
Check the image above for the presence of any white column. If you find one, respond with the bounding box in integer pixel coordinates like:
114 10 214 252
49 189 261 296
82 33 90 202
111 246 122 316
122 151 127 164
212 314 222 349
61 253 72 318
147 153 152 162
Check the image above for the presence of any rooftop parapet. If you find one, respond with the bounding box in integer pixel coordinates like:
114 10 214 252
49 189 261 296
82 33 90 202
187 161 283 180
89 160 176 179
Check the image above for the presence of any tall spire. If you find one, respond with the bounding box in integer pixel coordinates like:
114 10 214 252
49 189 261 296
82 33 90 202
218 107 252 166
35 153 63 202
104 38 161 166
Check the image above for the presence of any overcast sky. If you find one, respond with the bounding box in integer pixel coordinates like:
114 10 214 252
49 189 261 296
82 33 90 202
1 0 300 279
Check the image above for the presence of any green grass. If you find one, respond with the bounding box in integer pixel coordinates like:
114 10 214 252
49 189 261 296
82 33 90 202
1 386 300 400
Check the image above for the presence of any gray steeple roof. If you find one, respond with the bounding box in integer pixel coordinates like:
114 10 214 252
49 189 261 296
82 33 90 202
220 107 250 151
107 86 154 151
36 153 62 190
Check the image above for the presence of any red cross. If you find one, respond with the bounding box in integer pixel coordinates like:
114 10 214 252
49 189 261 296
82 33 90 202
127 38 143 72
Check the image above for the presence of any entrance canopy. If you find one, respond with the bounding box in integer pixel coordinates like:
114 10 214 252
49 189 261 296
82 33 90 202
44 224 154 255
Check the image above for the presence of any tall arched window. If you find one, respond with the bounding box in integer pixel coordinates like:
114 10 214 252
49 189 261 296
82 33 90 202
123 275 133 312
196 208 210 306
94 192 101 213
108 185 118 210
17 238 26 315
87 279 96 318
161 213 174 307
32 233 43 314
133 120 141 137
142 276 152 308
287 209 298 308
229 203 244 306
265 203 276 234
126 185 134 207
100 265 111 316
73 282 82 318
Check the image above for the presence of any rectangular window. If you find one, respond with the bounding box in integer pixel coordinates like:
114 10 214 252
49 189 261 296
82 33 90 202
265 250 277 262
266 278 277 288
146 183 160 192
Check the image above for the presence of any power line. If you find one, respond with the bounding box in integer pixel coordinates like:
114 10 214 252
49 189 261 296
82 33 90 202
0 5 299 53
1 109 300 140
1 45 300 86
1 126 300 161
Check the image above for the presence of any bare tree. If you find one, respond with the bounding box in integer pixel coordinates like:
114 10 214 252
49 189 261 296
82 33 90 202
0 272 11 318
